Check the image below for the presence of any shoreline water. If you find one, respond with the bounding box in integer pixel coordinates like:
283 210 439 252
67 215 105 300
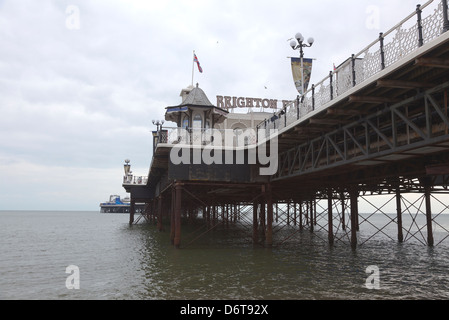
1 210 449 300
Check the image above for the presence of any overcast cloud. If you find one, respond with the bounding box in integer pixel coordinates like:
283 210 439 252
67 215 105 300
0 0 436 210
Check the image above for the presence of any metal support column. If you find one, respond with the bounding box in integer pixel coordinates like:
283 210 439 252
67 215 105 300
174 183 182 248
310 199 314 233
328 189 334 246
350 188 358 250
157 196 163 231
424 179 434 247
341 192 346 231
129 196 135 225
396 186 404 243
252 201 259 244
266 185 273 247
443 0 449 32
170 187 175 244
260 199 266 242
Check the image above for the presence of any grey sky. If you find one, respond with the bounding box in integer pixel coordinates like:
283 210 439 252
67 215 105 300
0 0 437 210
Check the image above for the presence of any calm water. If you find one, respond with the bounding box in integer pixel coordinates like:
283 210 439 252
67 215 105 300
1 210 449 300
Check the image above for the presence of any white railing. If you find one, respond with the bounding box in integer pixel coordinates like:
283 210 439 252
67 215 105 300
123 175 148 185
155 127 259 148
258 0 446 138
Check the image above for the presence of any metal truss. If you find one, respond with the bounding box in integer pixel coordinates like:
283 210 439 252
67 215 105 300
274 82 449 181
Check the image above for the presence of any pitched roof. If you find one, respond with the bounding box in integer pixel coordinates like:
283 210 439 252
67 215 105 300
179 83 214 107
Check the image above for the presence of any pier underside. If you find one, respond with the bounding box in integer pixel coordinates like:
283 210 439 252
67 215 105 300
131 161 449 248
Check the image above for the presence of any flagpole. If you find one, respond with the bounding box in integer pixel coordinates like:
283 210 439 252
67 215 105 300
191 50 195 86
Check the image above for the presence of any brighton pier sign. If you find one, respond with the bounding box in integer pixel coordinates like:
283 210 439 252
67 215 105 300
216 95 297 111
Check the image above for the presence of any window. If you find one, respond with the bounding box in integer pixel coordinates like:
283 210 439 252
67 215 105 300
193 114 202 129
233 126 249 146
182 116 189 128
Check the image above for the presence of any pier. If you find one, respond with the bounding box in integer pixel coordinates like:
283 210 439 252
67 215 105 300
123 1 449 249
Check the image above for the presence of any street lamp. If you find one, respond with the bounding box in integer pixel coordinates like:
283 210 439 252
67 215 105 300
123 159 131 183
290 33 314 57
290 32 314 98
152 120 165 152
152 119 165 131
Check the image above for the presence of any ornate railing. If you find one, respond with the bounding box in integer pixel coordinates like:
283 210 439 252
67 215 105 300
123 175 148 185
257 0 448 138
154 127 259 148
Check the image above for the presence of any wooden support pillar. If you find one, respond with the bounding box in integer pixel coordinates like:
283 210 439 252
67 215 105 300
328 190 334 246
396 187 404 243
350 188 358 250
174 183 182 248
299 201 303 230
266 185 273 247
424 179 434 247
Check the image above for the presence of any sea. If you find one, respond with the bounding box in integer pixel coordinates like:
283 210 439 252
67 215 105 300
1 210 449 303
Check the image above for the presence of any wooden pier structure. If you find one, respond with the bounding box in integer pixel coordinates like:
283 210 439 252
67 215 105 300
124 1 449 249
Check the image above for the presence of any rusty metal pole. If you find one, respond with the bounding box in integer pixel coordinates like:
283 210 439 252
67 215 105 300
306 200 309 225
341 192 346 231
310 199 314 233
129 196 135 225
293 202 297 226
424 179 434 247
260 200 266 242
276 202 279 223
157 196 163 231
206 206 210 228
396 186 404 243
350 188 358 250
174 183 182 248
253 201 259 245
328 189 334 246
266 185 273 247
170 187 175 244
